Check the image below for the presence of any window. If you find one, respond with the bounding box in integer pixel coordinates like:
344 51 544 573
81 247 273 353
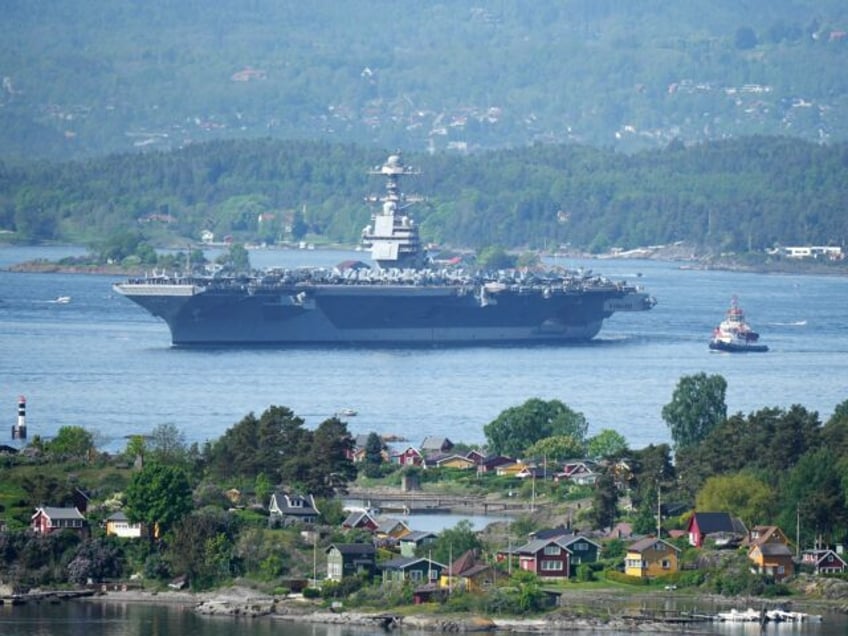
540 560 564 571
410 570 423 582
661 559 671 569
574 542 589 551
543 545 561 556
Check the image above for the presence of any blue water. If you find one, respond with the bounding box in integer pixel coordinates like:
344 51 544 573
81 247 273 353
1 246 847 453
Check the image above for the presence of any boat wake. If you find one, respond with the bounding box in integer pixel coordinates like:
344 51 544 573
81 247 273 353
770 320 807 327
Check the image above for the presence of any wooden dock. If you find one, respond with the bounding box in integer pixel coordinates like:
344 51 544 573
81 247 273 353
0 589 95 605
345 489 535 514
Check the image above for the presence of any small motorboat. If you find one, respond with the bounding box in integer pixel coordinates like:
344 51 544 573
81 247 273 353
716 608 763 622
709 296 768 352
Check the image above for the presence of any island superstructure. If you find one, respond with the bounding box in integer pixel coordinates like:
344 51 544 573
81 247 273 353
114 153 656 346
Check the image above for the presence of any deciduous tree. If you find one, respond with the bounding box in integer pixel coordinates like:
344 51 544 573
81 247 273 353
48 425 95 459
696 473 774 527
586 429 628 460
525 435 584 462
424 519 482 565
125 463 193 542
662 373 727 451
484 398 588 457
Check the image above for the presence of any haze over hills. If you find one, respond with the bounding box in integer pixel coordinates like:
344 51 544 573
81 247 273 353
2 0 848 161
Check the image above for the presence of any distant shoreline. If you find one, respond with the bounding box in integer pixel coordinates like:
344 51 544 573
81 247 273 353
3 249 847 279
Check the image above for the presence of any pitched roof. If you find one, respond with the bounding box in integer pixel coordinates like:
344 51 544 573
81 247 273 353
400 530 438 543
376 517 410 534
746 525 787 546
691 512 746 535
512 536 578 555
380 556 445 571
754 543 793 557
343 510 377 527
420 436 453 451
32 506 85 521
803 549 847 566
326 543 376 556
531 525 571 540
627 537 680 553
269 493 319 516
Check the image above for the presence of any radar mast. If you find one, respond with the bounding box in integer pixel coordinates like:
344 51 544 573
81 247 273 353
361 153 426 270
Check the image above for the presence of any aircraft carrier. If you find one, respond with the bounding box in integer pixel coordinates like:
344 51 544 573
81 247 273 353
114 154 655 346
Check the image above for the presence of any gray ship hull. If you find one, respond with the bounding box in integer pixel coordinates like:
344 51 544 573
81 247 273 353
113 281 653 346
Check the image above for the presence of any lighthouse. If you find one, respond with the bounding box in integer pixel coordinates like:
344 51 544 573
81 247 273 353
12 395 27 440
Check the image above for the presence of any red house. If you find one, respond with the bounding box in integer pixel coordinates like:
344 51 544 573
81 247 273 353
31 506 87 535
686 512 747 548
503 537 574 579
391 446 423 467
342 510 379 532
802 549 848 574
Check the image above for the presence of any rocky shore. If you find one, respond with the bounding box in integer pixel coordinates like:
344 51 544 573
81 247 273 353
82 582 848 633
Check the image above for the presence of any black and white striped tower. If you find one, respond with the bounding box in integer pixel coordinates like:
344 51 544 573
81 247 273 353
12 395 27 440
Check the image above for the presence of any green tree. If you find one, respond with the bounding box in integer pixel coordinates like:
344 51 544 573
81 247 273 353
627 444 675 514
254 473 273 505
476 245 517 270
206 405 309 484
524 435 584 462
425 520 482 565
48 425 95 459
662 373 727 451
586 429 628 460
215 242 250 270
123 435 146 466
290 207 308 241
363 432 385 478
511 570 545 613
95 230 148 263
590 471 619 530
167 509 237 589
779 448 847 547
148 422 188 465
696 473 774 527
125 463 193 542
301 417 356 497
821 399 848 457
484 398 588 457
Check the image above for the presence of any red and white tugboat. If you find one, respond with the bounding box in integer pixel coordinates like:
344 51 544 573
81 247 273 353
709 296 768 352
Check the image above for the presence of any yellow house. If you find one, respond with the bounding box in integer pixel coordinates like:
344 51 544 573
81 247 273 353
495 461 526 477
375 517 411 540
437 455 476 470
104 511 143 539
625 537 680 578
439 550 493 593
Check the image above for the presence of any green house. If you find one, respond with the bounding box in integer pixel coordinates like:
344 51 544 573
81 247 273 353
380 556 446 585
325 543 377 582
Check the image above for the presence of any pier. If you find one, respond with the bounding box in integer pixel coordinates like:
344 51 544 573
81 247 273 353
345 489 536 514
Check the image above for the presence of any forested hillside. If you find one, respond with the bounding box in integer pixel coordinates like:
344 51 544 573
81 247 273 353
2 1 847 160
2 137 846 254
